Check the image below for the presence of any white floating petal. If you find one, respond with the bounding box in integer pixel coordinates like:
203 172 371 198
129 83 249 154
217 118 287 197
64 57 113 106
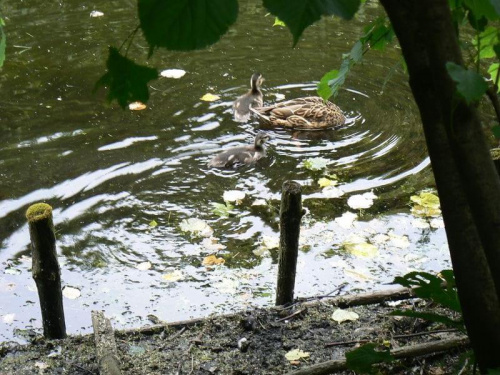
62 286 81 299
160 69 186 79
331 308 359 323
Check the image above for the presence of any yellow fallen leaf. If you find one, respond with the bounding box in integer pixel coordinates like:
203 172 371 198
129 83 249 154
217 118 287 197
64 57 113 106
162 270 184 282
203 254 225 266
128 101 147 110
331 308 359 323
285 349 310 362
318 177 337 188
200 93 220 102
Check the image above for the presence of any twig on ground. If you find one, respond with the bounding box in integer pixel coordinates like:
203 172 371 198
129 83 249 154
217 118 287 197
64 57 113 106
392 328 458 340
277 308 306 322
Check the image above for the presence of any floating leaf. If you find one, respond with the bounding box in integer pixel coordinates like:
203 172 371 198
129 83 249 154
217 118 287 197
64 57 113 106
4 268 21 275
2 313 15 324
388 232 410 249
430 218 445 229
347 192 377 209
343 234 378 258
318 177 337 187
252 199 267 206
179 218 213 237
223 190 246 204
323 185 345 198
202 237 226 251
331 308 359 323
303 157 329 171
90 10 104 17
149 220 158 228
446 62 488 104
285 348 310 362
62 286 81 299
136 261 152 271
410 191 441 217
213 277 239 294
203 254 226 266
162 270 184 282
211 202 234 217
261 235 279 250
335 212 357 229
160 69 186 78
201 93 220 102
129 101 147 111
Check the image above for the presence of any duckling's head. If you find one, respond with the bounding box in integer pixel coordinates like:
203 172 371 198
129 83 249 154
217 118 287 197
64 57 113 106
250 72 264 92
254 131 270 148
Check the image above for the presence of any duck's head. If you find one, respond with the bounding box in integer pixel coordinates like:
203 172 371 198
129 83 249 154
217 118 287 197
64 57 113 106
254 131 270 148
250 72 264 92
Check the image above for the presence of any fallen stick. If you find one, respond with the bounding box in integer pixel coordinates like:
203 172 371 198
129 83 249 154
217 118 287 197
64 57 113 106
92 311 122 375
117 287 417 337
287 335 469 375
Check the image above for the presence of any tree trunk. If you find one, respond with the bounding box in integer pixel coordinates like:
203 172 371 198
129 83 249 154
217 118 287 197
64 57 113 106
379 0 500 371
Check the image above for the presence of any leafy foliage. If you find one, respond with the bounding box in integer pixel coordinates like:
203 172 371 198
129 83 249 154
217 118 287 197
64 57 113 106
94 47 158 109
446 62 488 104
263 0 361 46
0 17 5 69
138 0 238 53
318 17 393 99
345 343 394 374
392 271 461 312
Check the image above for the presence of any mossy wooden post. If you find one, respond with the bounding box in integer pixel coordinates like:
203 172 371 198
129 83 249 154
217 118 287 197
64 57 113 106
26 203 66 339
276 181 304 306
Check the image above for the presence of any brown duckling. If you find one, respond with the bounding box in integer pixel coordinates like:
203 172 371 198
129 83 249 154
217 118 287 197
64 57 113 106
208 132 270 168
250 96 345 130
233 73 264 122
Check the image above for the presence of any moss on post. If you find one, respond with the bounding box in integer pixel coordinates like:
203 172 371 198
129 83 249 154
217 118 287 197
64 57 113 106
491 148 500 177
26 203 66 339
276 181 304 306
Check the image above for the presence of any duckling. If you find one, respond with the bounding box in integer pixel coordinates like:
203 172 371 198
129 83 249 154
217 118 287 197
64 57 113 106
233 73 264 122
250 96 345 130
208 132 270 168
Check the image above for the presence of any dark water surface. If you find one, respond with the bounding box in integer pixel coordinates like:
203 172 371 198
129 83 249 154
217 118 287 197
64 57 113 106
0 1 450 342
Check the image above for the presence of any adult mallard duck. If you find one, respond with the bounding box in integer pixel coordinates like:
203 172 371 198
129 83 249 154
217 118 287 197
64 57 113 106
208 132 270 168
233 73 264 122
250 96 345 130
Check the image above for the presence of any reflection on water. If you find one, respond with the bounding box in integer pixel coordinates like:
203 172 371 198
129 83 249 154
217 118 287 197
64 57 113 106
0 1 449 342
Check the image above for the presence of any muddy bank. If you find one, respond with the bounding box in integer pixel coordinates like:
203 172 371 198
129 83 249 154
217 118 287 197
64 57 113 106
0 290 469 374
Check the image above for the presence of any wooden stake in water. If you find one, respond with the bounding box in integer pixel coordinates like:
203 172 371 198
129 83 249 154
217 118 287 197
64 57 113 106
26 203 66 339
276 181 304 306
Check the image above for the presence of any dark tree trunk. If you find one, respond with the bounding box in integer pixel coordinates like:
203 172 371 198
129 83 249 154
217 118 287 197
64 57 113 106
379 0 500 371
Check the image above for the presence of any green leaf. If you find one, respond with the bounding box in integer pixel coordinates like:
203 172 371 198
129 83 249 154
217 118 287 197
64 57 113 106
303 157 329 171
488 63 500 88
138 0 238 53
94 47 159 109
211 202 234 218
464 0 499 20
361 17 394 51
390 310 465 330
345 343 394 374
392 271 461 313
273 17 286 27
263 0 361 46
318 70 339 100
149 220 158 228
472 27 499 59
446 62 488 104
0 17 5 69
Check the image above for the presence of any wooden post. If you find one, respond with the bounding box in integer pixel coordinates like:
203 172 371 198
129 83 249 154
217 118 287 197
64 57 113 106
276 181 304 306
92 311 122 375
26 203 66 339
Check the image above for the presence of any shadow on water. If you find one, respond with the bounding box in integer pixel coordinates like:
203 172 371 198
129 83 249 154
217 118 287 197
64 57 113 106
0 0 450 342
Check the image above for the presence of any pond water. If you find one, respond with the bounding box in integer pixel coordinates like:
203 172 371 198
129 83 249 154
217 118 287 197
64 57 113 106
0 1 451 343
